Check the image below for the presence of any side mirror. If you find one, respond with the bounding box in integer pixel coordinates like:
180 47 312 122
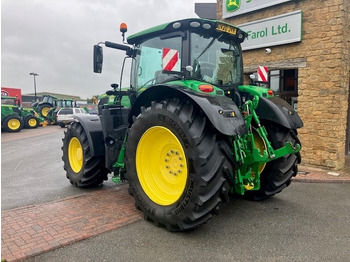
93 45 103 73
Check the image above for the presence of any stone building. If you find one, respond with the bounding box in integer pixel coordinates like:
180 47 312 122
215 0 350 170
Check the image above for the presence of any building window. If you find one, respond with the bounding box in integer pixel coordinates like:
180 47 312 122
269 70 280 93
268 69 298 109
281 69 298 95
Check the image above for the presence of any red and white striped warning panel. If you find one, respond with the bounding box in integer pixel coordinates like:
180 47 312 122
257 66 268 82
162 48 179 71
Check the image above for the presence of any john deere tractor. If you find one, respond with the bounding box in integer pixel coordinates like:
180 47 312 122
32 95 58 118
32 95 76 124
62 18 303 231
1 96 40 132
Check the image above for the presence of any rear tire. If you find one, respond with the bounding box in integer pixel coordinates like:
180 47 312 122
2 115 23 132
62 122 109 187
24 115 39 129
126 99 231 231
247 121 301 200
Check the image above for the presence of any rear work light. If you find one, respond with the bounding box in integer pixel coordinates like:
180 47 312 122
267 89 274 96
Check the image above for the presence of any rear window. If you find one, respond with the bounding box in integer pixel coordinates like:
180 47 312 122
74 108 86 114
59 108 73 115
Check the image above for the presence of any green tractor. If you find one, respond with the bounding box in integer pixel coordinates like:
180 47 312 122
32 95 76 124
1 96 40 132
32 94 58 118
62 18 303 231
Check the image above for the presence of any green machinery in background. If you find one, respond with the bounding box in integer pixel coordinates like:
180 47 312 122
1 96 41 132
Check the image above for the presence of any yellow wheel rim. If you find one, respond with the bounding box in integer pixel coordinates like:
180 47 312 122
41 107 50 117
136 126 188 206
253 129 267 173
28 118 37 127
68 137 83 173
8 118 20 130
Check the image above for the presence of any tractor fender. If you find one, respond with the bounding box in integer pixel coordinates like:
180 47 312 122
73 114 105 156
129 86 247 136
256 96 303 129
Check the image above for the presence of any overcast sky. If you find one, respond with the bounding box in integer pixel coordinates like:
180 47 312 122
1 0 216 99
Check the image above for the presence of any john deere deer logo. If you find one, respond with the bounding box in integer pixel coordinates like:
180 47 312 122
226 0 241 12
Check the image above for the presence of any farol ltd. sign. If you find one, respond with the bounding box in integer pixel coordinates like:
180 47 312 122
239 10 302 51
222 0 292 18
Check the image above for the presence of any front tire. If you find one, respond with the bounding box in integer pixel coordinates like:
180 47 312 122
126 99 231 231
24 115 39 129
62 122 109 187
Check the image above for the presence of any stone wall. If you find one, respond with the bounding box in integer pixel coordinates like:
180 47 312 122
217 0 350 169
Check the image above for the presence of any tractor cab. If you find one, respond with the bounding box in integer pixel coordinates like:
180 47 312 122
56 99 75 109
1 96 21 115
1 96 21 105
94 18 247 100
128 19 246 93
42 95 57 105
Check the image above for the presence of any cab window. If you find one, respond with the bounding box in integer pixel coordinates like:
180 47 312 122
133 36 182 91
190 32 243 86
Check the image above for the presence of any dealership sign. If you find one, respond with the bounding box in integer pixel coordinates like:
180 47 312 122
223 0 292 18
239 10 302 51
1 90 9 96
1 87 22 102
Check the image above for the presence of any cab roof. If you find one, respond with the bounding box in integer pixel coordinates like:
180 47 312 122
127 18 247 45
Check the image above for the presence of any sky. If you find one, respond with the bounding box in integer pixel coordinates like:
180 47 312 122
1 0 216 99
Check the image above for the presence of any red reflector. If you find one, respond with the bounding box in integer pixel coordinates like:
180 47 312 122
199 84 214 93
267 90 274 96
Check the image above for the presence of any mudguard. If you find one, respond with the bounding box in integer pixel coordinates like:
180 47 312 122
183 91 247 136
73 114 105 156
256 96 303 129
129 86 247 136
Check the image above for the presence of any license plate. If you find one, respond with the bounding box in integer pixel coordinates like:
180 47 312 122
216 23 237 35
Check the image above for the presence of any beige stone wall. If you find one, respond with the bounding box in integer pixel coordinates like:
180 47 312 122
217 0 350 169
